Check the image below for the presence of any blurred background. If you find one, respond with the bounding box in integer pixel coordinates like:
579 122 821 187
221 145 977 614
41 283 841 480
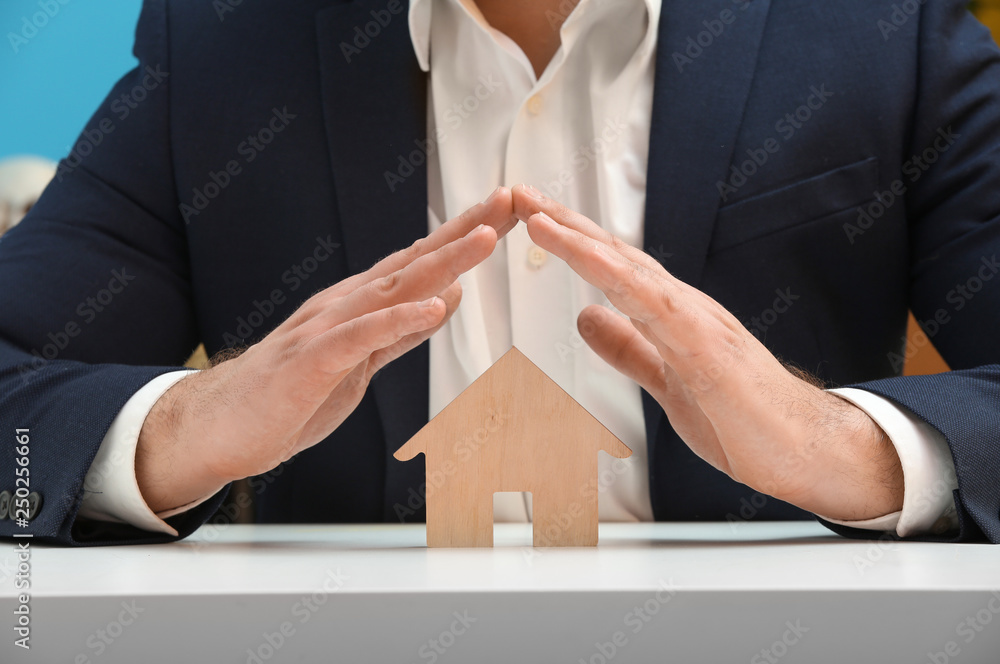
3 1 1000 375
0 1 143 161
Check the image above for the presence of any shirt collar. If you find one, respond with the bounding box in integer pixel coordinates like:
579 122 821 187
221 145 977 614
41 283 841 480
408 0 660 73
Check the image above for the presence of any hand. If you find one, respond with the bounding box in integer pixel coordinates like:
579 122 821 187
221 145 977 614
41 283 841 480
135 188 518 513
511 184 904 521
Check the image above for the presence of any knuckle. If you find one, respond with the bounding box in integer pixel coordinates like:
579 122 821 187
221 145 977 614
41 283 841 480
382 304 403 327
273 329 311 369
407 236 427 259
373 271 402 297
294 296 325 322
657 283 681 318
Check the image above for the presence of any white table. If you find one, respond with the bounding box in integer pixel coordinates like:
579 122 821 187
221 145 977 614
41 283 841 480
2 522 999 663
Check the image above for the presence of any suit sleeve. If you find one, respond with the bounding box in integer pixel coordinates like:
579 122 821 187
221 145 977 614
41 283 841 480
821 1 1000 544
0 0 228 546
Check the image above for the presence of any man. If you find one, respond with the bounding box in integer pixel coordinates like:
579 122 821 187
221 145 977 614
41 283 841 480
0 0 998 546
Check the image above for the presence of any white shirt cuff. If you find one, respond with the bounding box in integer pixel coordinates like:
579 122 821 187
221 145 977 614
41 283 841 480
78 369 217 536
822 387 959 538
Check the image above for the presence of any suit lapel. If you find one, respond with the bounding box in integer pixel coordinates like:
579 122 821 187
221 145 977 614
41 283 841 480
316 1 430 522
643 0 773 287
641 0 773 512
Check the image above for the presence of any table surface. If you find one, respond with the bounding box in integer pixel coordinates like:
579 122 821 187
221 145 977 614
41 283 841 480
8 521 1000 596
4 523 1000 664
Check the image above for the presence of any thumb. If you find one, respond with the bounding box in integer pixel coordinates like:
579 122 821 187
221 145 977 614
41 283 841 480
577 304 665 400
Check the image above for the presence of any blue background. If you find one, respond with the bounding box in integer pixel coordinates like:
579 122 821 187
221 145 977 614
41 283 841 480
0 1 143 161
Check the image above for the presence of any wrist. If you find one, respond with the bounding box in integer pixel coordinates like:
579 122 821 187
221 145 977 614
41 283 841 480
810 393 905 521
789 392 905 521
135 371 229 513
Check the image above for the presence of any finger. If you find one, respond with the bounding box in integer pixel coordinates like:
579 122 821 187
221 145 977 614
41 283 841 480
306 297 448 377
278 190 510 334
531 211 729 362
511 184 665 274
577 305 666 401
332 224 495 325
580 309 734 474
334 186 516 296
523 211 623 289
579 304 734 474
526 211 682 323
367 279 463 376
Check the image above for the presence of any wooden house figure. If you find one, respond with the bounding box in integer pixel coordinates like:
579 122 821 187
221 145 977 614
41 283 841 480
394 347 632 547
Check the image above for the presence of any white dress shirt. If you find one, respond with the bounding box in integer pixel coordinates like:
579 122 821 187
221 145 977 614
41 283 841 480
80 0 959 539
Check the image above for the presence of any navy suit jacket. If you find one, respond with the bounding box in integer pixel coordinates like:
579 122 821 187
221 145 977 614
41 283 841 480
1 0 999 545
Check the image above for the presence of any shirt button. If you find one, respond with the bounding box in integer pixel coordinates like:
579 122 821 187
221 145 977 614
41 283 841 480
527 245 547 268
526 94 544 115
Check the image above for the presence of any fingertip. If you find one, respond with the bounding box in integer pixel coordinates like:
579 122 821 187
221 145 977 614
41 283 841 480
472 222 498 247
480 186 514 221
440 280 463 307
525 211 559 246
462 224 495 253
491 186 521 233
416 296 448 325
512 184 547 222
493 185 513 206
512 183 545 201
577 304 610 338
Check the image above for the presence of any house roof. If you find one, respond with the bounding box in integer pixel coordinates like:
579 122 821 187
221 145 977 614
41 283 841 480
394 346 632 464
